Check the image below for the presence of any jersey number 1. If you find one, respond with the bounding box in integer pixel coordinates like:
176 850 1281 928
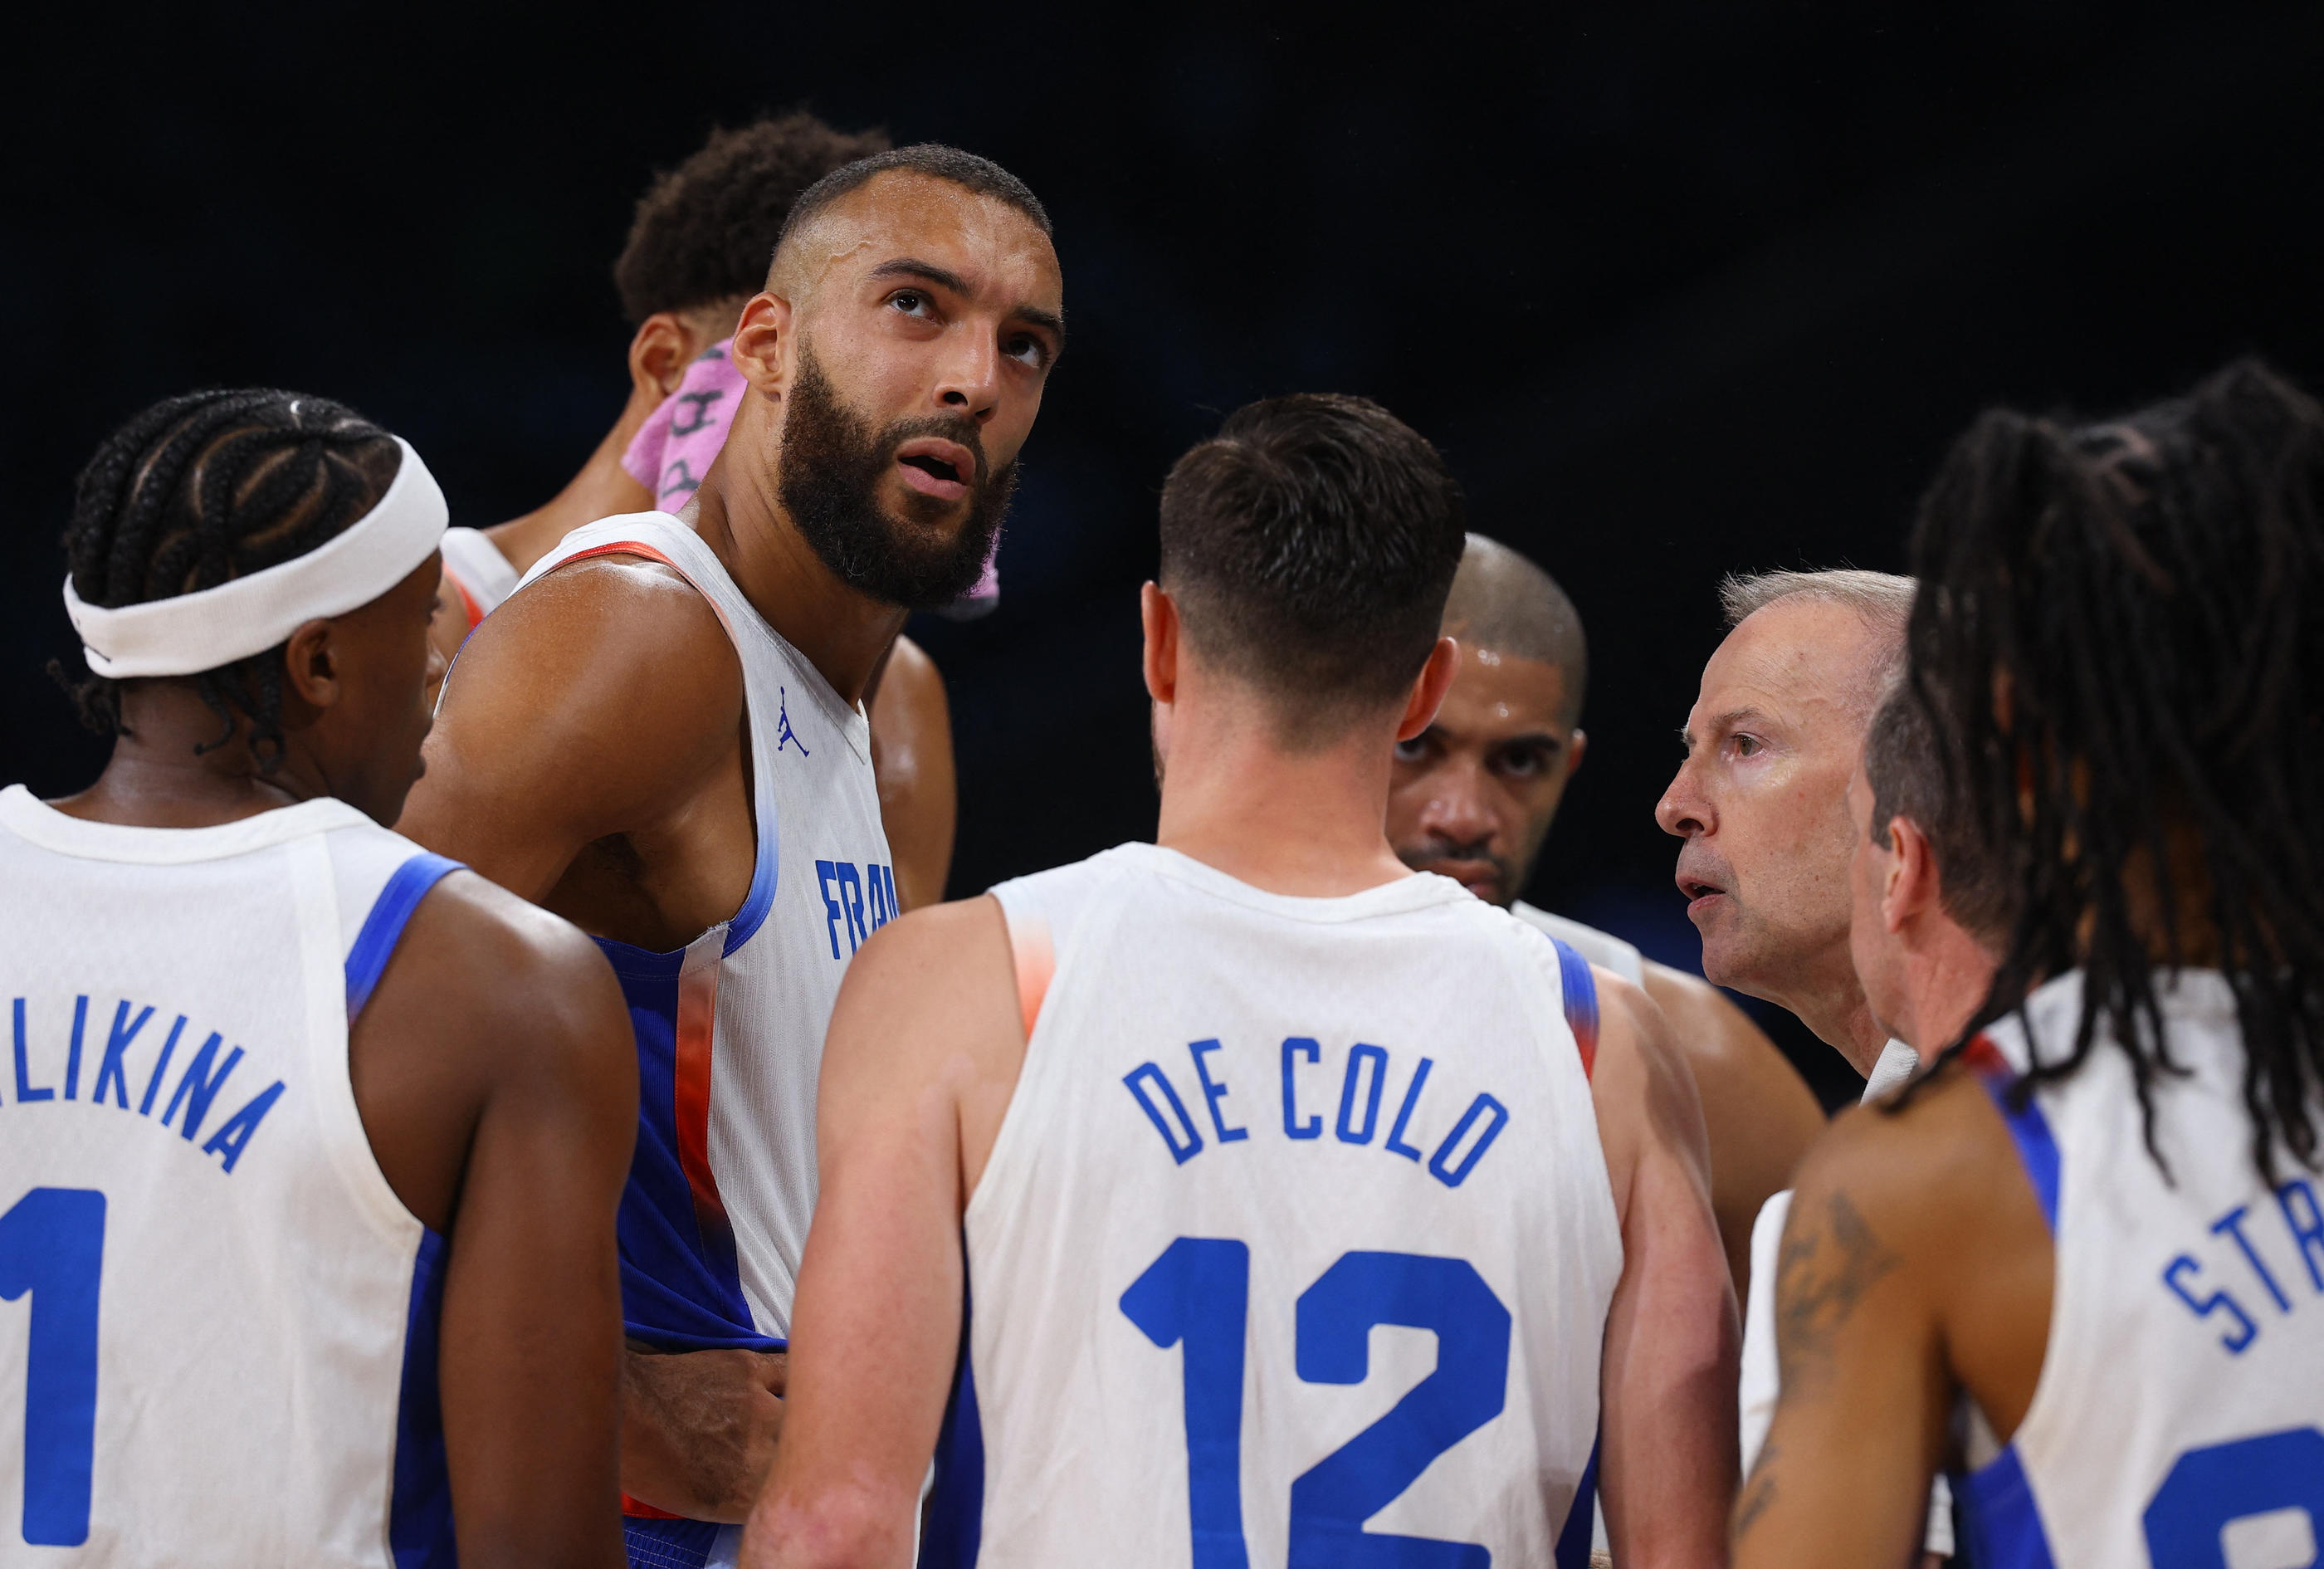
1121 1238 1512 1568
1 1187 105 1547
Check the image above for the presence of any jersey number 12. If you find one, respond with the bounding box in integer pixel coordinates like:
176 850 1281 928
1122 1237 1514 1569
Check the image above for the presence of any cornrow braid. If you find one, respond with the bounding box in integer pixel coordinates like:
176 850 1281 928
52 388 403 770
1904 358 2324 1179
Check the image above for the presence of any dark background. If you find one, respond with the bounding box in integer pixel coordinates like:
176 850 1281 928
8 3 2323 1106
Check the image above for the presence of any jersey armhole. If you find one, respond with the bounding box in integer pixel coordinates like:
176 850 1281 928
346 853 464 1019
1549 936 1599 1080
998 901 1054 1042
1963 1035 2062 1234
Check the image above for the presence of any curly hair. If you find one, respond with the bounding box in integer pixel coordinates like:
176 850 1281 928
613 110 891 325
1906 357 2324 1177
54 388 403 770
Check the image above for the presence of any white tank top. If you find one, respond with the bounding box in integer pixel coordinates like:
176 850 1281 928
515 514 892 1351
924 845 1622 1569
1956 969 2324 1567
1511 902 1644 985
0 785 461 1565
437 525 519 632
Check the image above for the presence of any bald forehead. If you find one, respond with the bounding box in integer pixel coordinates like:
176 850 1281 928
769 169 1061 305
1719 597 1900 717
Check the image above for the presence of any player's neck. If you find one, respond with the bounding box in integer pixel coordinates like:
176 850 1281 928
48 695 323 830
1155 707 1412 899
686 447 907 708
485 388 662 577
1764 946 1890 1075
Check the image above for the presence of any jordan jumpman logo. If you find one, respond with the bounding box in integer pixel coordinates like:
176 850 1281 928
776 687 809 757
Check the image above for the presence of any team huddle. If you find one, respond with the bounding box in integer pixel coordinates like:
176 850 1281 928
3 116 2321 1569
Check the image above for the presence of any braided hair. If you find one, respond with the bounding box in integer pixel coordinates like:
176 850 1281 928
54 388 403 770
1906 358 2324 1176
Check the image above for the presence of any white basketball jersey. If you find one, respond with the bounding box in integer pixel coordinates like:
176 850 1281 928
437 524 518 631
1510 902 1644 985
0 786 461 1565
1957 969 2324 1567
926 845 1622 1569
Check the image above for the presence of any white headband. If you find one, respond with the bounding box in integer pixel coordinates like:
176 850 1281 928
64 436 448 679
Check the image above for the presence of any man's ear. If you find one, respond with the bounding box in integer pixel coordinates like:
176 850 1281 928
277 618 340 725
1141 582 1179 706
627 312 701 399
726 292 794 398
1395 637 1462 743
1882 814 1939 935
1565 726 1589 781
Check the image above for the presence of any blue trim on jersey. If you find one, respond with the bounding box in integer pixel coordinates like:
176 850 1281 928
598 938 784 1354
622 1518 723 1569
389 1225 456 1567
721 799 778 956
1958 1444 2058 1569
1548 936 1599 1053
1551 1434 1600 1569
346 853 462 1018
1971 1056 2063 1234
920 1284 984 1568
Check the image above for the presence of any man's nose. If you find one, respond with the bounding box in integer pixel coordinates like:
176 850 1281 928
934 330 1001 425
1655 757 1712 840
1419 759 1499 848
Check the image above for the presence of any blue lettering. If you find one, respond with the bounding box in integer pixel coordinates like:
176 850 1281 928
1125 1063 1204 1165
2164 1254 2259 1354
91 1002 153 1111
2278 1179 2324 1293
160 1034 242 1142
1335 1044 1388 1146
837 862 868 951
1188 1039 1247 1144
815 860 846 959
1384 1057 1434 1161
1282 1038 1322 1140
871 864 896 931
62 996 88 1101
2212 1205 2292 1313
12 999 54 1103
139 1016 187 1117
1429 1094 1511 1188
201 1082 286 1173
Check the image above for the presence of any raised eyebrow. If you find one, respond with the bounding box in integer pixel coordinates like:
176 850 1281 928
868 257 971 295
1012 302 1067 349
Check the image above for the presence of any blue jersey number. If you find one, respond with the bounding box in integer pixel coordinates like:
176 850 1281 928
2142 1425 2324 1567
1122 1239 1512 1567
0 1187 105 1547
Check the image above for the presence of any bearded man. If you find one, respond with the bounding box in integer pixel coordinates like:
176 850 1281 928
398 144 1063 1569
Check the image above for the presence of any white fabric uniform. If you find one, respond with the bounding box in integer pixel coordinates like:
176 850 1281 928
1511 902 1645 986
515 515 892 1567
1955 969 2324 1567
0 787 458 1565
437 524 519 624
935 847 1621 1569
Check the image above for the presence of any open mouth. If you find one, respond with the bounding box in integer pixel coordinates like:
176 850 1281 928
1677 873 1727 916
896 438 974 501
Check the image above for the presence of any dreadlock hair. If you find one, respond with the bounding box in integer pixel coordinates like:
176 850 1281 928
54 388 403 771
613 111 892 325
1905 357 2324 1178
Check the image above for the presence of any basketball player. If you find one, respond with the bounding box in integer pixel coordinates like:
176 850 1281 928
399 146 1062 1567
427 113 958 911
1390 532 1824 1295
743 394 1736 1569
1735 359 2324 1565
1 389 635 1564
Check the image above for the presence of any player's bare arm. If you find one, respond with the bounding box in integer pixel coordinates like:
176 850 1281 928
1639 960 1827 1298
1730 1065 2051 1569
1589 967 1741 1568
741 896 1019 1569
867 633 957 912
354 871 638 1568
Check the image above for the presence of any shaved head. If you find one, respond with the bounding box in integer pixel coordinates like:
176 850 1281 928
1441 533 1587 725
767 145 1052 310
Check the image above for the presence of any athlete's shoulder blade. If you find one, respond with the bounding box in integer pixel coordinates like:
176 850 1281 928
950 844 1621 1568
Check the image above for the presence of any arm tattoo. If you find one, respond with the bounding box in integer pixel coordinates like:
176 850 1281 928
1775 1189 1901 1395
1732 1439 1780 1541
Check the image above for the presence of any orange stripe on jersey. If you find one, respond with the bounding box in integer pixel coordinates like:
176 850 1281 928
1009 911 1055 1041
673 941 727 1234
443 567 486 633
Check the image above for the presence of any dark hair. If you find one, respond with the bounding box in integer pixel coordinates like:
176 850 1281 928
1863 682 2014 945
1907 357 2324 1176
55 388 403 770
614 111 892 325
777 144 1051 256
1158 393 1467 744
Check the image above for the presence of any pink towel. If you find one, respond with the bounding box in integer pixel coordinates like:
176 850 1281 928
623 339 999 618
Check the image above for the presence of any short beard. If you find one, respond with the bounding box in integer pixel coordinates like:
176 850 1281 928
776 342 1013 609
